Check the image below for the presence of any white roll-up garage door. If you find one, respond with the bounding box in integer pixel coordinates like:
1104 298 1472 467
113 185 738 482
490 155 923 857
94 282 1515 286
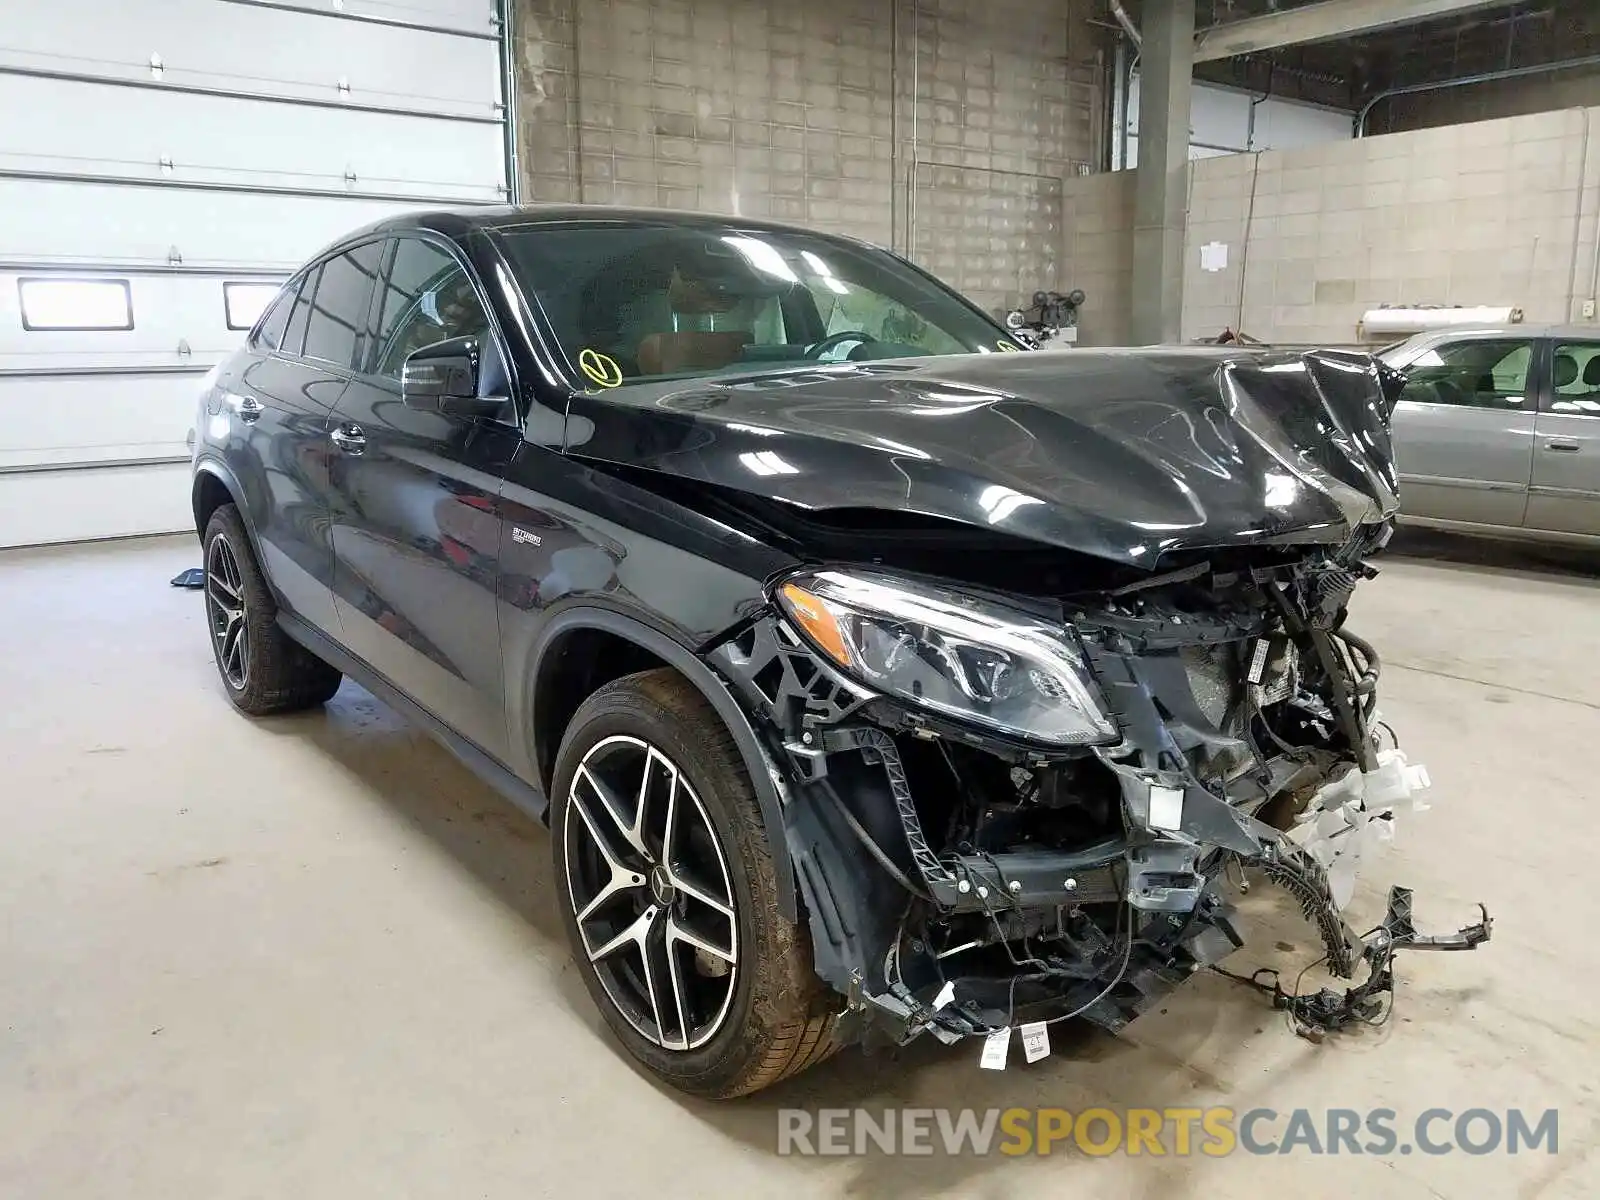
0 0 516 547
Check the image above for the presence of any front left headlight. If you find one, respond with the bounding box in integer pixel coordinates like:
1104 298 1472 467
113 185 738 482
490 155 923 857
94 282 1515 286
775 568 1117 747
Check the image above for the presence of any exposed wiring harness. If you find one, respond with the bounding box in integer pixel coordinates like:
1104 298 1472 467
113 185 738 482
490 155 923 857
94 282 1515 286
817 783 934 901
1212 879 1491 1041
939 849 1135 1033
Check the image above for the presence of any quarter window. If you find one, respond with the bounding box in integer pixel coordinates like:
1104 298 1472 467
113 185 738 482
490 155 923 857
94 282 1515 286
250 278 300 350
1399 339 1531 410
1551 343 1600 415
370 237 490 379
302 242 383 368
281 265 318 357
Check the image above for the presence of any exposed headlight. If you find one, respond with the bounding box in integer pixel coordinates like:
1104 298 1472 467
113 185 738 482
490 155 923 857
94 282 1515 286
775 568 1117 746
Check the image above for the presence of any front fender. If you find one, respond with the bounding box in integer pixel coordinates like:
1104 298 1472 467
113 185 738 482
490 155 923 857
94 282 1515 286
527 606 799 922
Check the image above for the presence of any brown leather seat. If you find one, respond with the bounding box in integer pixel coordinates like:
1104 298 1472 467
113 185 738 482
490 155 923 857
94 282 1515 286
636 331 752 376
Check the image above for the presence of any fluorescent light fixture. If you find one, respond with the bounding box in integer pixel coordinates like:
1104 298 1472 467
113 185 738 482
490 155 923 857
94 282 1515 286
18 278 133 331
224 282 284 331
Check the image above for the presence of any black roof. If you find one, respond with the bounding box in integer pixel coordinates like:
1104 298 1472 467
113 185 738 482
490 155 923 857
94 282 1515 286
341 203 884 249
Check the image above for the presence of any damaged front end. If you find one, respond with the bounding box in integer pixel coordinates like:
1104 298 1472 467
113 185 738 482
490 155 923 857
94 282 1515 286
708 540 1489 1051
669 338 1502 1057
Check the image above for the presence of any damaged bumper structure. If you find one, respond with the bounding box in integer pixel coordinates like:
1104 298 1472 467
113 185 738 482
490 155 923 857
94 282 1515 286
697 350 1492 1051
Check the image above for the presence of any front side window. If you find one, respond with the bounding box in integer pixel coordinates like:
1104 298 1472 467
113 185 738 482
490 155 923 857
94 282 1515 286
370 237 491 379
1552 342 1600 415
301 241 383 368
493 221 1010 389
1397 338 1531 410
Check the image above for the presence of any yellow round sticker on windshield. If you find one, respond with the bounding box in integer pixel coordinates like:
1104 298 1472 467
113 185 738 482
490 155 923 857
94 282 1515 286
996 340 1020 352
579 348 624 388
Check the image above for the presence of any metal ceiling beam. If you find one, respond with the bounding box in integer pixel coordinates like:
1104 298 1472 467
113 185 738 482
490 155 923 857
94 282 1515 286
1193 0 1515 63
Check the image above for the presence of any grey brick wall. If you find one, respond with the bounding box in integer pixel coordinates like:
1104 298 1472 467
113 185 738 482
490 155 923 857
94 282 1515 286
1059 169 1134 346
1181 109 1600 344
513 0 1102 317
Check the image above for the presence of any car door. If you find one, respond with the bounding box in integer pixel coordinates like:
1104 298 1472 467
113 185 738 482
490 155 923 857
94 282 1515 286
1388 334 1537 531
223 261 349 635
1526 339 1600 537
324 233 522 760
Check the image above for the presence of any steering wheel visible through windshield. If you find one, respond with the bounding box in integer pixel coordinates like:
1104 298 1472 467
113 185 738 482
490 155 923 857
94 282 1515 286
490 220 1015 389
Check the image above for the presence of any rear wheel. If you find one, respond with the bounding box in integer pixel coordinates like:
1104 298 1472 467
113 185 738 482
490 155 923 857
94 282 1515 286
202 504 341 715
550 668 840 1098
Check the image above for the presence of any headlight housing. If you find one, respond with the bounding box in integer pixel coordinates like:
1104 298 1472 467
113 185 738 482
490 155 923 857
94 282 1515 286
775 568 1117 747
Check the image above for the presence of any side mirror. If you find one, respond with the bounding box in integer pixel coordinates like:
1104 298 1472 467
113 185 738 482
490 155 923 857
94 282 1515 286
401 336 502 417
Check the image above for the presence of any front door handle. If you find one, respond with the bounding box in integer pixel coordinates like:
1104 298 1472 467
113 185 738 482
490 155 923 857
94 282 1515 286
235 395 263 423
330 424 367 455
1545 438 1581 453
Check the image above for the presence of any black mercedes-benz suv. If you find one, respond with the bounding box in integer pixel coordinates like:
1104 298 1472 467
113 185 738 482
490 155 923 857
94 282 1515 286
191 206 1488 1098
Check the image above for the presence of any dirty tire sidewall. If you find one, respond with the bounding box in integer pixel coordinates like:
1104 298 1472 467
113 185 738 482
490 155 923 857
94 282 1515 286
550 667 837 1099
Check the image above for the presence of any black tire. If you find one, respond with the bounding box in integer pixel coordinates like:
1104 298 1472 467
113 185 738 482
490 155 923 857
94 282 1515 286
550 667 841 1099
202 503 342 715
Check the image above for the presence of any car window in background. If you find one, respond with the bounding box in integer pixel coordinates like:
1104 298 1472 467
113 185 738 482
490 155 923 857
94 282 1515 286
493 221 1007 388
302 242 383 369
1552 342 1600 414
252 279 299 351
370 237 490 379
1398 338 1532 410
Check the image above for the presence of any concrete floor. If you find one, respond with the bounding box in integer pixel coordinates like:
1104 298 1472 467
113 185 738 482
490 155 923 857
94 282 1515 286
1 531 1596 1199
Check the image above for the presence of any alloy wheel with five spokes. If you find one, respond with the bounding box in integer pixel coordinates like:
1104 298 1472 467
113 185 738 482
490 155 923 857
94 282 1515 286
562 734 739 1052
205 533 250 690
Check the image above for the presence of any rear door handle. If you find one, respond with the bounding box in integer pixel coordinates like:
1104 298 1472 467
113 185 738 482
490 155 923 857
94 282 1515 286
1545 438 1581 453
330 424 367 454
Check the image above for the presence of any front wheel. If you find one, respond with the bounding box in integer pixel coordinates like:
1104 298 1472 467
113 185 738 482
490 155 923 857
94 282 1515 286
550 668 840 1098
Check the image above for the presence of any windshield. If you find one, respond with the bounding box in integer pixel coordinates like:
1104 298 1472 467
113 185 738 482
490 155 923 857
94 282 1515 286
492 220 1015 389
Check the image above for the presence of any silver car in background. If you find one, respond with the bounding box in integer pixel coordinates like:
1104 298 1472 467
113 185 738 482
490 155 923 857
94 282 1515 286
1379 325 1600 545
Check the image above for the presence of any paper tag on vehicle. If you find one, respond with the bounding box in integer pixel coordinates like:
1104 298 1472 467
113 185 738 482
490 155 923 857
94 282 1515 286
932 981 956 1011
1247 637 1271 684
1149 784 1185 832
1020 1021 1051 1063
979 1028 1010 1070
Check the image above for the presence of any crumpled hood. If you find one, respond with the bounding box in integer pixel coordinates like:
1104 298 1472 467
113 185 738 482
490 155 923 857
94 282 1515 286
564 347 1402 568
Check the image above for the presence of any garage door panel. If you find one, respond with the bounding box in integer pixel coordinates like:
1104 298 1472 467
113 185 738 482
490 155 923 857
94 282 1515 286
0 78 503 203
0 180 417 269
0 374 199 471
0 0 501 117
0 0 509 547
1 272 292 367
242 0 501 36
0 463 193 547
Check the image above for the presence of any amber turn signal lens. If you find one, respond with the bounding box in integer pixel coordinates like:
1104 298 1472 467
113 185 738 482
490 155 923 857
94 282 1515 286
779 582 853 668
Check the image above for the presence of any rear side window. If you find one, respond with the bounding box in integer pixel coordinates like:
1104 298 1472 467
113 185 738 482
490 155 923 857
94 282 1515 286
302 242 383 368
1398 338 1531 410
252 278 300 351
1551 342 1600 414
